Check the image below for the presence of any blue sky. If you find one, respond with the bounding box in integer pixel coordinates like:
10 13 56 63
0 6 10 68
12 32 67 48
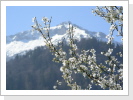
6 6 114 39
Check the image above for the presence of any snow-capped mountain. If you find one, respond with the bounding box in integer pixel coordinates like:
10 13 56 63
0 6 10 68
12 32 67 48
6 21 108 61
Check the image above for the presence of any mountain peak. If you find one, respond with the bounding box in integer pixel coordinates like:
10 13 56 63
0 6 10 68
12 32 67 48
6 22 111 61
60 21 72 25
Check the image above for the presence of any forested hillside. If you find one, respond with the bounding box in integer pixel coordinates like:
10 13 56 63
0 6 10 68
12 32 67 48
6 37 123 90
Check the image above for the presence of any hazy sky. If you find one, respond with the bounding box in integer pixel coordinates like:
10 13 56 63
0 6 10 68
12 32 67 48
6 6 112 35
6 6 122 42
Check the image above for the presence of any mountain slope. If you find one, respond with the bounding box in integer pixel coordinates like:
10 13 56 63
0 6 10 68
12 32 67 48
6 21 108 61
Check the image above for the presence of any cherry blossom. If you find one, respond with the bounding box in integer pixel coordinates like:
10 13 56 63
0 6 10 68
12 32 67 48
31 6 123 90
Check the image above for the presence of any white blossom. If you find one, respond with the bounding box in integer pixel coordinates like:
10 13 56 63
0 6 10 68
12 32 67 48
32 17 36 22
53 86 57 90
31 6 123 90
62 60 68 66
42 17 49 22
87 84 92 90
69 57 76 63
90 49 96 54
60 66 64 72
108 48 113 54
110 24 115 30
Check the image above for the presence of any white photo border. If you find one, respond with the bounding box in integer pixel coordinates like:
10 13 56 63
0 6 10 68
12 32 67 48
1 1 128 95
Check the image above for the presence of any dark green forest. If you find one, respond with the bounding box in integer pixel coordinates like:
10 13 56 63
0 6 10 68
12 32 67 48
6 37 123 90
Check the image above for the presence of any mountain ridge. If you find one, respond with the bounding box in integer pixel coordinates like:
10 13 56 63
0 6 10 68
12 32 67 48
6 21 110 61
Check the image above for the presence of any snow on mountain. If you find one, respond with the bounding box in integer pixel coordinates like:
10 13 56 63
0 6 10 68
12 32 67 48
6 21 108 61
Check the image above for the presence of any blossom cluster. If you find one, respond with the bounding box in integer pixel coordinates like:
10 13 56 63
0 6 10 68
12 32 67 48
31 6 123 90
92 6 123 44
